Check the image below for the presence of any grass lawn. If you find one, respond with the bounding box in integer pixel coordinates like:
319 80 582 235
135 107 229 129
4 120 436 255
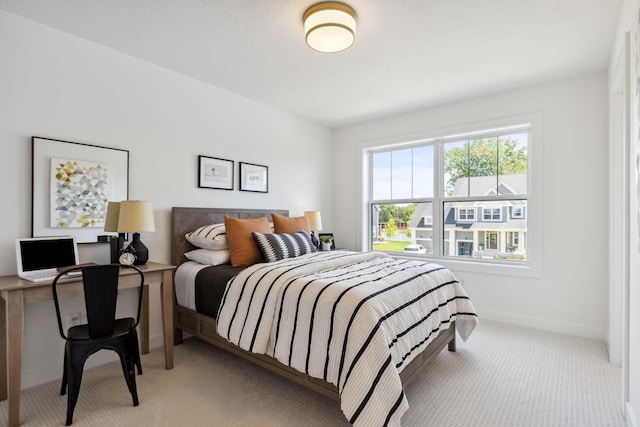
372 240 410 253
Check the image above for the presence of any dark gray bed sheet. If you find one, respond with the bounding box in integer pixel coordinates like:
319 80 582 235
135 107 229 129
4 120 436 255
194 264 245 318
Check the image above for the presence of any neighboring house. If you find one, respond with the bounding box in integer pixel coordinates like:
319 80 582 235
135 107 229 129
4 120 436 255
410 174 527 260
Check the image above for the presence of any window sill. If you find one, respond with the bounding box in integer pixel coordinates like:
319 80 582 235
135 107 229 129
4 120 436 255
387 253 542 279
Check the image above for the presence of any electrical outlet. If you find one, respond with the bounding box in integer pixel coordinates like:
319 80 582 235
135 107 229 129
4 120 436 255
66 312 82 327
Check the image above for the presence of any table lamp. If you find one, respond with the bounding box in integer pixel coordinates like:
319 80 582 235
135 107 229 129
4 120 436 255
304 211 323 249
104 201 125 264
115 200 155 265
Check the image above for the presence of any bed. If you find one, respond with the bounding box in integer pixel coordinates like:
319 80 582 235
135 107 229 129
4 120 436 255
171 207 478 426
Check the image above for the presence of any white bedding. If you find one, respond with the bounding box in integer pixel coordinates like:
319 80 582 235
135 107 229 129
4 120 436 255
174 261 208 311
217 250 478 427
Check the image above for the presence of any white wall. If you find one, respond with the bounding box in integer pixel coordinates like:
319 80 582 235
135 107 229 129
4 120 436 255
610 1 640 425
0 10 332 388
333 72 610 340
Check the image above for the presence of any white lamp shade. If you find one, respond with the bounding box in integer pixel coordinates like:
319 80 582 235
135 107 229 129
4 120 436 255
304 2 356 53
117 201 156 233
304 211 323 231
104 201 121 232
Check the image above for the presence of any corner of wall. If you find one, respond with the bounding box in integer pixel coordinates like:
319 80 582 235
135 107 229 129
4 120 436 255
627 401 638 427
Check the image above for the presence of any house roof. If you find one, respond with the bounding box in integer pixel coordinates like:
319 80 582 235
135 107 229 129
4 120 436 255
451 174 527 197
409 203 432 228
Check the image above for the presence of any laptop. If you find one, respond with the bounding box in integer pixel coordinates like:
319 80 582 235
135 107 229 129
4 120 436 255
16 236 80 282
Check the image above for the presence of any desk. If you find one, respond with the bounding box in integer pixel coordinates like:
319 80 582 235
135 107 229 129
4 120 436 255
0 261 176 427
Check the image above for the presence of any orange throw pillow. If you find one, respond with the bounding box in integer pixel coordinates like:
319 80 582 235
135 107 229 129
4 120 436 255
272 213 311 234
224 215 272 267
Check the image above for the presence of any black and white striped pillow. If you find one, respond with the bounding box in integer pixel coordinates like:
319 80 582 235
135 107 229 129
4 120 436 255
185 223 228 250
252 231 317 262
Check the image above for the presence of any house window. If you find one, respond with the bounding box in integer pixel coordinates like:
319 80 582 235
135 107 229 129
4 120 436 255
368 126 529 264
457 208 475 221
512 206 525 218
482 207 501 221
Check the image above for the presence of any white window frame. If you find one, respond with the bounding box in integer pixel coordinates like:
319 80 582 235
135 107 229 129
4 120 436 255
457 208 475 222
482 207 502 221
512 206 525 218
357 113 542 278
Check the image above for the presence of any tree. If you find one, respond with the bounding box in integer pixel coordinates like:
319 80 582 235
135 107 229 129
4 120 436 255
378 203 416 224
378 204 398 224
443 137 527 194
386 217 397 238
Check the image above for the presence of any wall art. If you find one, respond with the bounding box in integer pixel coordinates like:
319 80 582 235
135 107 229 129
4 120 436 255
32 137 129 243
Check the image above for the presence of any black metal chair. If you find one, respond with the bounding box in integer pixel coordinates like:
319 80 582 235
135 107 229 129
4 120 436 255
52 264 144 426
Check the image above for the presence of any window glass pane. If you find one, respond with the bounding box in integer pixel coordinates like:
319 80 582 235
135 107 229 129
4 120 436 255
468 137 498 197
443 200 527 262
413 145 433 198
498 132 528 195
371 203 432 254
391 149 412 200
443 140 468 197
372 151 391 200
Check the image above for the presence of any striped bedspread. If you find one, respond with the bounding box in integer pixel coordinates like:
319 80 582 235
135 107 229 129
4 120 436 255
217 250 478 427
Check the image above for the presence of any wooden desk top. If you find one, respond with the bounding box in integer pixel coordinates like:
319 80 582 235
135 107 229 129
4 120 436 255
0 261 176 293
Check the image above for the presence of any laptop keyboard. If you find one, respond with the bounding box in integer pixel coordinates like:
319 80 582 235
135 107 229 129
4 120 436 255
20 271 57 282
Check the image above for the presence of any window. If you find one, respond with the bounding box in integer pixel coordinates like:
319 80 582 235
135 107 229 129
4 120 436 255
368 127 529 264
512 206 525 218
457 208 475 221
482 207 501 221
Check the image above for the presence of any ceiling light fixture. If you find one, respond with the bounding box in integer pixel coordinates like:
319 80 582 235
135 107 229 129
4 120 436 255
303 2 357 53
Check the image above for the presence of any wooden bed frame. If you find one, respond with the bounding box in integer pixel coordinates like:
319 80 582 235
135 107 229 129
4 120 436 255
171 206 456 401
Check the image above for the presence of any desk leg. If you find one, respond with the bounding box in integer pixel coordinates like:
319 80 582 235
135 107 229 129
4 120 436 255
7 290 23 427
0 294 6 401
161 270 174 369
140 284 149 355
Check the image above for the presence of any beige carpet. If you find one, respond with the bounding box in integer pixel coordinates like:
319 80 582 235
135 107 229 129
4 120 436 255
0 321 625 426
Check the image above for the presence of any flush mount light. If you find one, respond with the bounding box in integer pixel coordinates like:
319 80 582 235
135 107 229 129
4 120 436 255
303 2 357 53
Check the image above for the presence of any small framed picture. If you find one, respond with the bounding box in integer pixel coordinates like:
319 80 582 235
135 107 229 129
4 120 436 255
239 162 268 193
198 156 234 190
318 233 336 250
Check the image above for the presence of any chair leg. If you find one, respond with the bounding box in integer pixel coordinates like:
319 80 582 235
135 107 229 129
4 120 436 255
132 331 143 375
60 347 68 396
65 358 86 426
117 349 139 406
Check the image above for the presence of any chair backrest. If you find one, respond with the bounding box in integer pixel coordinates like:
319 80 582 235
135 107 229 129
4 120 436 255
82 265 120 338
52 264 144 340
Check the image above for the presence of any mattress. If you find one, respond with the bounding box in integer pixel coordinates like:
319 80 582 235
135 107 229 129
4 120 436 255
174 261 244 317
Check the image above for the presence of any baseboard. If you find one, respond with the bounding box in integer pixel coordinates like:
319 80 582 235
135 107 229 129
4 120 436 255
628 402 638 427
22 332 166 390
477 308 606 340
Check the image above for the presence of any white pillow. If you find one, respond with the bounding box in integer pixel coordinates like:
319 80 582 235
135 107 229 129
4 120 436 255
185 223 228 250
184 249 230 266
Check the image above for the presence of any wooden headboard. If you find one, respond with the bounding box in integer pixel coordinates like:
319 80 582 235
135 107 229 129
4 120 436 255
171 207 289 267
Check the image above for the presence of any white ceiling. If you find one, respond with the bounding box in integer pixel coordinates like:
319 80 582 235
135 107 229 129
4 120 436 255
0 0 622 128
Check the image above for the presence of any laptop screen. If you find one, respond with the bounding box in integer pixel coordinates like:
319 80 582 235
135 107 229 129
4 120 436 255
17 237 78 273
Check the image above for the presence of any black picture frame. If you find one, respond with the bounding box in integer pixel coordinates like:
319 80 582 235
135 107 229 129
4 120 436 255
198 155 234 190
239 162 268 193
32 137 129 243
318 233 336 250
